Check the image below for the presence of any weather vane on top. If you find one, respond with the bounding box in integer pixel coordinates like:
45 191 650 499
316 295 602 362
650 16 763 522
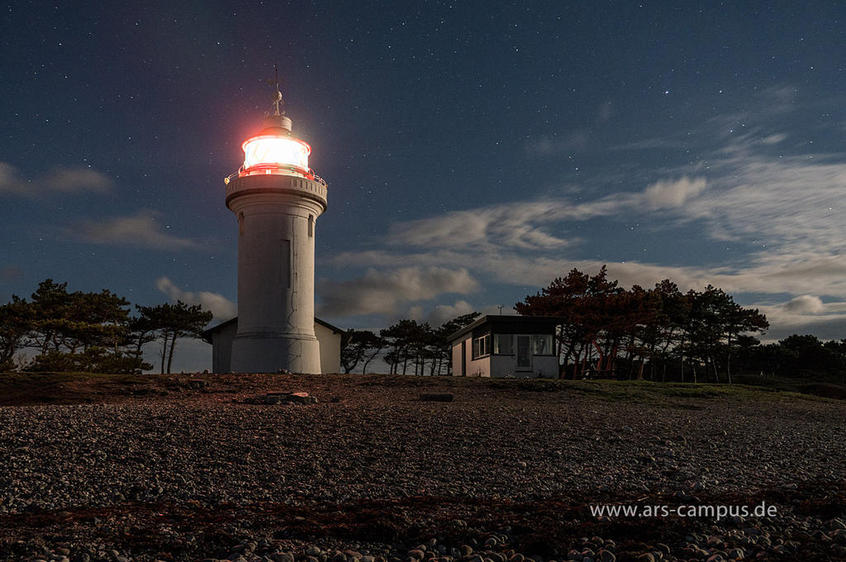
267 64 285 116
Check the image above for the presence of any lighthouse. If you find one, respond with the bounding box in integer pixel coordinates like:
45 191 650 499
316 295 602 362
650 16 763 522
224 79 327 374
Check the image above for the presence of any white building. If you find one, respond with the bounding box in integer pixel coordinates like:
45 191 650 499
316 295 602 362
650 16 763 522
449 315 560 378
212 81 332 373
202 317 342 374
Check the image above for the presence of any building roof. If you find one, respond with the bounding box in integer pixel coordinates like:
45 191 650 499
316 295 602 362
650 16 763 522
447 314 561 343
200 316 344 344
314 317 345 334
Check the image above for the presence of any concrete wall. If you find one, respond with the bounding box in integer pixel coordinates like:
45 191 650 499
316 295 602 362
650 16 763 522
315 321 341 374
227 174 327 374
211 319 338 374
489 352 558 378
455 335 490 377
451 341 463 376
452 336 490 376
488 334 559 378
211 321 237 374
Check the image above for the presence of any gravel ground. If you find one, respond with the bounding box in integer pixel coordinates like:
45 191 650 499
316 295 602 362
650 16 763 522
0 374 843 561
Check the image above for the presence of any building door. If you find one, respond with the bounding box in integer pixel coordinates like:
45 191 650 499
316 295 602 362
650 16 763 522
517 335 531 370
461 340 466 376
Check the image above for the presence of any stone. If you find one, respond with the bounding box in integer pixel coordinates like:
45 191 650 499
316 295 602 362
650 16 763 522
189 379 208 390
598 549 615 562
265 392 318 405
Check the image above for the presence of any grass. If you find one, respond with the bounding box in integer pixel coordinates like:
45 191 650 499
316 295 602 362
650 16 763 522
353 373 839 403
0 371 842 406
0 371 159 406
561 379 813 403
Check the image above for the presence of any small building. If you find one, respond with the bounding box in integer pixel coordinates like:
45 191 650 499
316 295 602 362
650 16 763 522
448 315 560 378
201 317 343 374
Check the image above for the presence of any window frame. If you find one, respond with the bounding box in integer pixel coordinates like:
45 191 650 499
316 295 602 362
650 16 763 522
472 333 491 359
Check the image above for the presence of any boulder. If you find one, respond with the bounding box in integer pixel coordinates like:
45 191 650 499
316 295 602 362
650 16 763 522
264 391 318 405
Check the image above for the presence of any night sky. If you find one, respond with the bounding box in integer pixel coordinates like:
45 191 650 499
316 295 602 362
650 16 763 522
3 2 846 371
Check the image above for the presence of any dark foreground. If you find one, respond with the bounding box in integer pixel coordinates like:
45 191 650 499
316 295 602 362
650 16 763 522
0 373 843 561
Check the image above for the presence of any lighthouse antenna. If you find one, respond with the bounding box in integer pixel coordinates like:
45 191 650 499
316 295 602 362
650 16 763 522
270 64 284 116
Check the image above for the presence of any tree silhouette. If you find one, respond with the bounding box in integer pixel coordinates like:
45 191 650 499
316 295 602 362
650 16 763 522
516 267 772 383
136 301 213 374
341 329 385 373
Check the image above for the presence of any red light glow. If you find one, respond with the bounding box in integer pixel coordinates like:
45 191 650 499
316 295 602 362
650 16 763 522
242 135 311 173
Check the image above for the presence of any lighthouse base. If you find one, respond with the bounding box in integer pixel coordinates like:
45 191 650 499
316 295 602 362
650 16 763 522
230 333 321 374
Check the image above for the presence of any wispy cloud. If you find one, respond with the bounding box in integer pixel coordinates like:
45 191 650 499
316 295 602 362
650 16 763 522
642 177 707 210
156 277 235 320
318 266 478 318
387 176 707 252
74 210 200 251
0 162 112 196
388 201 577 251
683 150 846 254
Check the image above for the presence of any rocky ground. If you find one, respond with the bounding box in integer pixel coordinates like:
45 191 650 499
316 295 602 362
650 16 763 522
0 374 843 561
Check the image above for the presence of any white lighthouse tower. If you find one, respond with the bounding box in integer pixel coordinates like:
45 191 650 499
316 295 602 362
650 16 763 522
225 78 327 374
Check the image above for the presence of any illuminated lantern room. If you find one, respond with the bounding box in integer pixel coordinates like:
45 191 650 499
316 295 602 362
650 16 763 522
243 133 310 173
230 84 319 183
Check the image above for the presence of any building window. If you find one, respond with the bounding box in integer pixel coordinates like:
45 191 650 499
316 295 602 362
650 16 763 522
308 214 314 237
533 334 553 355
493 334 513 355
472 334 490 359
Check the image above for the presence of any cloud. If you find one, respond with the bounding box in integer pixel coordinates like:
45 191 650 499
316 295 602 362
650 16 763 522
753 297 846 341
642 177 707 209
330 248 846 308
318 266 479 318
0 163 22 194
0 162 111 196
760 133 787 145
156 277 236 319
416 299 476 327
74 210 200 250
783 295 825 314
42 167 112 193
386 176 709 252
388 201 576 250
